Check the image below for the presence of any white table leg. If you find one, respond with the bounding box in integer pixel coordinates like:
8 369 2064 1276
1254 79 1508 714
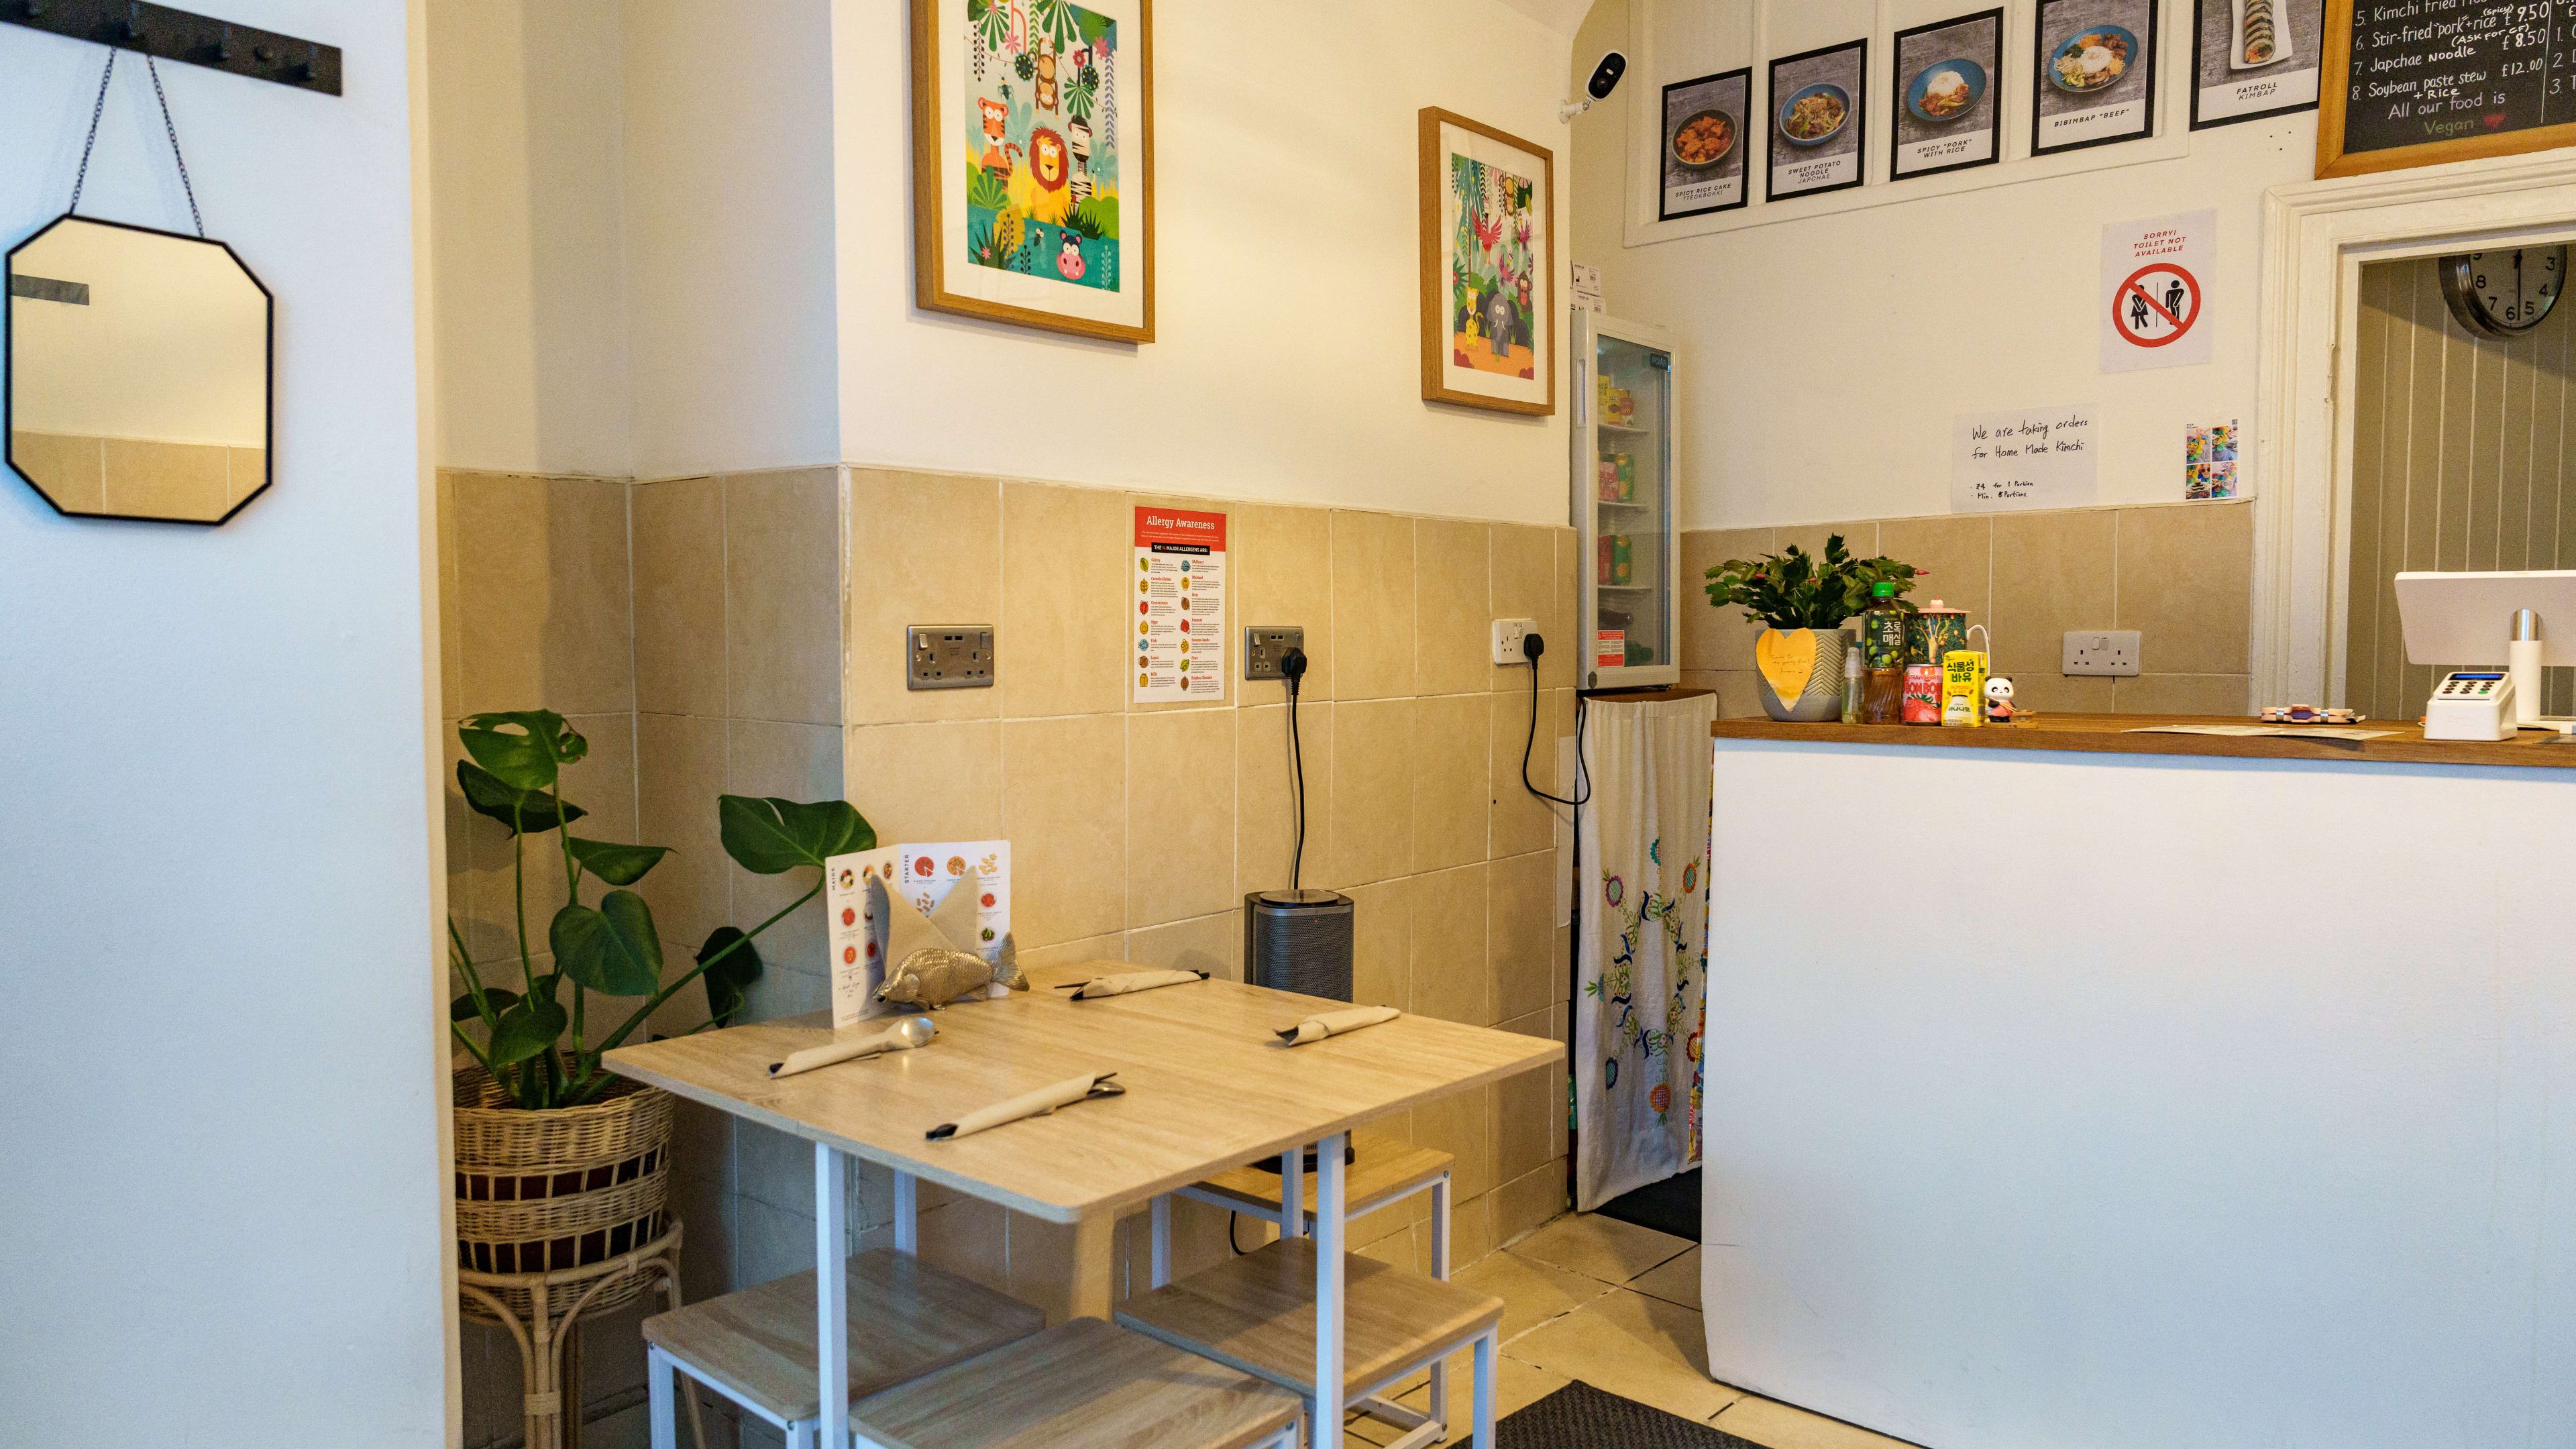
816 1143 849 1449
893 1169 918 1254
1150 1193 1173 1288
1472 1328 1496 1446
646 1346 676 1449
1429 1171 1451 1432
1281 1148 1303 1240
1313 1131 1346 1449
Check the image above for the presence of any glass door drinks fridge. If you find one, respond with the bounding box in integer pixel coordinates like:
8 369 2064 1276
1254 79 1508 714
1573 311 1680 690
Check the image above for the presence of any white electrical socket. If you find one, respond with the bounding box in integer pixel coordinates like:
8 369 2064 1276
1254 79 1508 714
1492 617 1540 665
2063 630 2141 676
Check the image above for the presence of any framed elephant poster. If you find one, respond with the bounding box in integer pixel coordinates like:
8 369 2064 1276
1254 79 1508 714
912 0 1155 342
1419 107 1556 416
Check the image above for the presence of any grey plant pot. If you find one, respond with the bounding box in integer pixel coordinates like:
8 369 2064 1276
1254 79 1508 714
1754 627 1854 721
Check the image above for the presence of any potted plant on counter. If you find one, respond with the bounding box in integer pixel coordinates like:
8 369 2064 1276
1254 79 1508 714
445 709 868 1302
1705 536 1921 721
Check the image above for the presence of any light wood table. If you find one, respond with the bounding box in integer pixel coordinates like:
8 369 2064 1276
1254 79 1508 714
604 961 1559 1449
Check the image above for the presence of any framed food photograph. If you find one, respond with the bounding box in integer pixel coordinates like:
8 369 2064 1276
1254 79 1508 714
1766 40 1868 202
2190 0 2321 128
1419 107 1555 416
2033 0 2157 156
1660 68 1752 221
911 0 1153 343
1892 10 2004 181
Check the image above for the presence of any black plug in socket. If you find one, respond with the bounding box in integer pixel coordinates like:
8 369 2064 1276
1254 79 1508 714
1522 632 1546 661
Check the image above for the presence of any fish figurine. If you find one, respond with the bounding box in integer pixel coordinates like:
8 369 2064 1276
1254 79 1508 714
877 947 998 1008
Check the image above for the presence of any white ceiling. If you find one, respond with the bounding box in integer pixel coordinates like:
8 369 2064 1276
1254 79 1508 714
1493 0 1597 38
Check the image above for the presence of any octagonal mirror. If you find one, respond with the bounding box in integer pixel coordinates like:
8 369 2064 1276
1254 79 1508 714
7 215 272 524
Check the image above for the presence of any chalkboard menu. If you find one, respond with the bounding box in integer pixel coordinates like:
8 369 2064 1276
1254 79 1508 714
2319 0 2576 176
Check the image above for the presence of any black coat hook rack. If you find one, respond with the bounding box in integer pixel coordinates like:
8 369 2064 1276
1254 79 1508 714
5 0 338 95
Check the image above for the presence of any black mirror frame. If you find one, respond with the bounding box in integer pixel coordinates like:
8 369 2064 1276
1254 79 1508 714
5 211 275 526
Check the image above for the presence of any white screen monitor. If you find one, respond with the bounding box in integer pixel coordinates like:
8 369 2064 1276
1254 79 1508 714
2393 570 2576 665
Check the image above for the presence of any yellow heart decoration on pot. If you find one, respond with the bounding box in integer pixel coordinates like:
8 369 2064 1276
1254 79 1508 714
1756 629 1819 699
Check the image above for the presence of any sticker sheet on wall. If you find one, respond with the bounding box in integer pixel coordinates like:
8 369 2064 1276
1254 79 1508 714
913 0 1154 342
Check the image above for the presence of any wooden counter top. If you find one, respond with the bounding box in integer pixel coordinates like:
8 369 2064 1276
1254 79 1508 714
1710 712 2576 769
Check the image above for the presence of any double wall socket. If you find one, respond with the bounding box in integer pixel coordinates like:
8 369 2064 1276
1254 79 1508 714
907 625 996 689
1244 626 1305 680
2063 630 2141 676
1491 618 1540 664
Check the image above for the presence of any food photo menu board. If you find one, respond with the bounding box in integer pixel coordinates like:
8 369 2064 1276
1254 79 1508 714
1892 10 2005 179
1660 68 1752 219
2192 0 2325 127
1768 40 1868 200
2318 0 2576 177
2033 0 2160 154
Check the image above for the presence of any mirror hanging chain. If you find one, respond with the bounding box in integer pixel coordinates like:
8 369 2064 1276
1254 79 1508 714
67 50 204 239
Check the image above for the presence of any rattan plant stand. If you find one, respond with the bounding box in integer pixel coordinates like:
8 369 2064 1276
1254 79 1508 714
453 1062 704 1449
460 1223 707 1449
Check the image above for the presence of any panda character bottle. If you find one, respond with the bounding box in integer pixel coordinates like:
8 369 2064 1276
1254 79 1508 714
1982 675 2020 725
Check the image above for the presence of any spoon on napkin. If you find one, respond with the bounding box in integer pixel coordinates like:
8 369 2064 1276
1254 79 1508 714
767 1015 937 1079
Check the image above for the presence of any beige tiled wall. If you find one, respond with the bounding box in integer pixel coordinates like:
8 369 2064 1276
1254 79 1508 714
12 429 266 519
438 464 1581 1442
1680 501 2255 717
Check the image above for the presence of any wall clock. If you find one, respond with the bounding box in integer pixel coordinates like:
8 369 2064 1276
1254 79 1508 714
2438 247 2565 340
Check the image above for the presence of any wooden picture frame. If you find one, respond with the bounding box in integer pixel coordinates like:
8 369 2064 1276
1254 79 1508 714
911 0 1155 343
1419 108 1556 417
2316 0 2576 178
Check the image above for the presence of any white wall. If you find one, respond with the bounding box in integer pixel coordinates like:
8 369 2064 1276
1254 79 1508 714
827 0 1579 524
1573 1 2316 530
1707 741 2576 1449
427 0 632 477
0 7 447 1447
622 0 841 481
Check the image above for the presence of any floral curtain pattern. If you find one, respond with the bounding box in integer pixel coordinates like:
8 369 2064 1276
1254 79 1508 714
1574 692 1714 1212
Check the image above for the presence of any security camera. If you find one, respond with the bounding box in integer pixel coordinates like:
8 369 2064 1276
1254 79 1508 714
1560 51 1627 121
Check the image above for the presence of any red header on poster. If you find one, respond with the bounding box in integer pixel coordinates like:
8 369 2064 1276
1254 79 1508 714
1134 506 1227 552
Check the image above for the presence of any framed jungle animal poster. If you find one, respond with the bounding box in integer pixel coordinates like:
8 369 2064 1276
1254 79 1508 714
912 0 1153 342
1419 108 1555 416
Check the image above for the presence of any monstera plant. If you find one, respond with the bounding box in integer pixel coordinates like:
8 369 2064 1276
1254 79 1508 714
447 710 870 1110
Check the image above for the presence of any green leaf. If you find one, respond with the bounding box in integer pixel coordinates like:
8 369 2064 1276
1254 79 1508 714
718 796 874 875
451 987 521 1022
550 892 664 997
456 761 588 837
696 927 765 1028
458 710 588 792
488 992 568 1067
568 837 672 887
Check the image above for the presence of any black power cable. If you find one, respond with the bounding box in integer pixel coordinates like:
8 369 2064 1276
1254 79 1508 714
1517 633 1591 808
1282 648 1309 889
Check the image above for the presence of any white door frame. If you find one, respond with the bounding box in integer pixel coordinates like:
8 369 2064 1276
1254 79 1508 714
2255 152 2576 706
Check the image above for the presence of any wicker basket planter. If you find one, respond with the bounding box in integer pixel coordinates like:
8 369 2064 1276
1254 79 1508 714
453 1061 674 1323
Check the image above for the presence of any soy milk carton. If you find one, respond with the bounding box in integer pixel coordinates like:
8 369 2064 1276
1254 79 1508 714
1940 649 1988 727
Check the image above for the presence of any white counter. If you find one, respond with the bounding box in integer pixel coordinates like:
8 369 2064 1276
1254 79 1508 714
1703 736 2576 1449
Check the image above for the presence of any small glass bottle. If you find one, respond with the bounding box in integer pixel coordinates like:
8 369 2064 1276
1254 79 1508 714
1860 581 1907 725
1841 645 1862 724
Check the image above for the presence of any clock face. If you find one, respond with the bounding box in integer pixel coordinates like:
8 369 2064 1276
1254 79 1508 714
2441 247 2565 338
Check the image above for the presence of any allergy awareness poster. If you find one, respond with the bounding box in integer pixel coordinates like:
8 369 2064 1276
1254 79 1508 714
1134 506 1226 702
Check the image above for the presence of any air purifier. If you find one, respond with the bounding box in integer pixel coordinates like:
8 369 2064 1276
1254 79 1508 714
1244 889 1353 1001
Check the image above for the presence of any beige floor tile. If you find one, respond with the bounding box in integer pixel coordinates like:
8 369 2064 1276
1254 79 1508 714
1508 1212 1693 1285
1450 1245 1617 1340
1501 1288 1740 1423
1711 1392 1920 1449
1629 1244 1701 1310
1373 1354 1573 1443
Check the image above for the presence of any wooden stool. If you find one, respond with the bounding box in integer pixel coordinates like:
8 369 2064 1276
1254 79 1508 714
1153 1132 1456 1444
1116 1238 1502 1449
850 1316 1302 1449
642 1248 1042 1449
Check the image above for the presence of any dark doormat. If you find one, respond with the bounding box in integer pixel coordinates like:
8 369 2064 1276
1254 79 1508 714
1496 1380 1764 1448
1593 1167 1700 1242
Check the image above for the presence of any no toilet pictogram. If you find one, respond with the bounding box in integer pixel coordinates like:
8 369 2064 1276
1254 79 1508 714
2112 262 2200 349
